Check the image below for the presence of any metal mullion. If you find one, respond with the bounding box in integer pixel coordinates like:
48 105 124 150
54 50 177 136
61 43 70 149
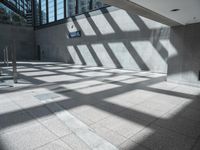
24 1 28 9
15 0 17 7
39 0 42 25
32 0 36 27
18 0 21 14
23 0 25 15
17 0 20 12
46 0 49 23
89 0 93 10
75 0 78 14
64 0 66 18
54 0 57 21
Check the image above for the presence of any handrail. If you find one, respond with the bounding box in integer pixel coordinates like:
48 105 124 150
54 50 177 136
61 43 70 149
3 46 9 66
0 42 17 83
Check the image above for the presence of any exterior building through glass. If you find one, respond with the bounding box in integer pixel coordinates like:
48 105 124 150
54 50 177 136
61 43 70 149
4 0 32 16
0 2 29 26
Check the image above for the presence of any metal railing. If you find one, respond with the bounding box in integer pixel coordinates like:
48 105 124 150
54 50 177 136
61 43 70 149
0 41 18 85
3 46 9 66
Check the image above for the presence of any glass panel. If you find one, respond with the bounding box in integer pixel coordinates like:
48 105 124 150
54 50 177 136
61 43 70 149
78 0 90 14
92 0 104 9
41 0 47 24
57 0 64 20
66 0 76 17
48 0 55 22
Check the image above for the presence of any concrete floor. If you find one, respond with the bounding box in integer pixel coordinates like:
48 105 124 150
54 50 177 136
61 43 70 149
0 62 200 150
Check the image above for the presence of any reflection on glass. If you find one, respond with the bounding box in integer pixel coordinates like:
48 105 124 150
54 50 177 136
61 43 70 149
48 0 55 22
34 0 40 26
57 0 64 20
92 0 104 9
78 0 90 14
41 0 47 24
0 3 27 25
66 0 76 17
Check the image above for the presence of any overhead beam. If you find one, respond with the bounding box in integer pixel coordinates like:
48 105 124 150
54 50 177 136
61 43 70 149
103 0 181 26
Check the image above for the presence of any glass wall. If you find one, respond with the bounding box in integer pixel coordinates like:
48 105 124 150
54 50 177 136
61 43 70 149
34 0 106 27
6 0 32 16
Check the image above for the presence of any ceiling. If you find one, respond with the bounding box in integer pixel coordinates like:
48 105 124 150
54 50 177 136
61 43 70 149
129 0 200 25
104 0 200 25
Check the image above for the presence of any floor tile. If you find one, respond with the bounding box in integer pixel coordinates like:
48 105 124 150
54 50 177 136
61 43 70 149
61 133 91 150
0 101 21 114
41 117 72 137
193 138 200 150
154 115 200 138
1 62 200 150
35 139 72 150
90 123 127 146
131 125 195 150
0 110 35 134
119 139 148 150
0 123 57 150
97 115 149 138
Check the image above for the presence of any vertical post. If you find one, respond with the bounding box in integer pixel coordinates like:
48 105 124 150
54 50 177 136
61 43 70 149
6 47 9 66
39 0 42 25
75 0 78 15
32 0 36 27
46 0 49 23
89 0 93 10
64 0 66 18
0 59 2 75
3 47 9 66
12 41 17 83
0 65 2 76
3 48 6 64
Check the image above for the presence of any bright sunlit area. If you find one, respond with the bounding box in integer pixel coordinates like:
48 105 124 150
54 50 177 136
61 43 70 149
0 0 200 150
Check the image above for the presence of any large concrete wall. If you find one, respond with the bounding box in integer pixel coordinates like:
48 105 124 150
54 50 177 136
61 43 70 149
0 24 36 61
167 23 200 87
35 6 170 73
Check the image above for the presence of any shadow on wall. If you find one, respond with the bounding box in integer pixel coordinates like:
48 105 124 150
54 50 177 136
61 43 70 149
35 6 200 85
36 6 173 74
